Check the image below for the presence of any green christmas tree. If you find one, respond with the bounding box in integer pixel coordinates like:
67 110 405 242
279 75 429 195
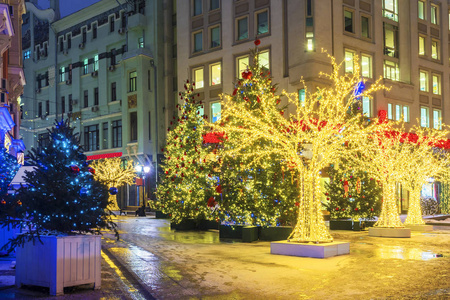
0 119 118 250
0 147 20 196
325 164 382 220
156 82 218 224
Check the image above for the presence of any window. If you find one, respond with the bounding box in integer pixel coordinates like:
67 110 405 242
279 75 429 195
362 96 371 117
403 106 409 122
211 102 221 123
237 17 248 40
46 100 49 115
431 40 439 59
59 37 63 52
130 112 138 142
111 82 117 101
361 54 372 78
138 37 144 48
83 58 89 75
299 89 306 106
210 0 219 10
384 60 399 81
384 23 398 57
129 71 137 92
38 133 50 151
388 103 393 119
344 10 354 33
82 29 86 43
84 125 99 152
383 0 398 22
38 102 42 117
67 35 71 49
395 104 401 120
59 67 65 82
193 0 202 16
344 50 354 73
193 67 204 89
432 74 441 95
306 32 314 51
23 50 30 60
256 10 269 35
419 36 425 56
433 109 442 129
94 87 99 106
419 70 428 92
94 55 99 71
306 0 313 26
110 16 115 32
258 50 270 70
84 90 89 107
418 1 425 20
68 94 73 112
93 24 97 39
61 96 65 114
112 120 122 148
237 55 249 79
421 107 429 127
193 31 203 52
102 122 108 149
210 62 221 86
210 26 220 48
431 4 438 25
148 112 152 140
361 16 370 38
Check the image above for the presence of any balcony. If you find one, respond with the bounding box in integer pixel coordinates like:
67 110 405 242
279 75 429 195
127 13 146 30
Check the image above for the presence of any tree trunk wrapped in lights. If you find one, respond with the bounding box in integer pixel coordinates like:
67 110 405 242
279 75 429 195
90 157 136 211
212 52 387 243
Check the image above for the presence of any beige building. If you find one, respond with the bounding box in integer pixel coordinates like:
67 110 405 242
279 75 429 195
177 0 450 131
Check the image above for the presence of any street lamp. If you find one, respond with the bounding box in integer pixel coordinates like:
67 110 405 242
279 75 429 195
135 164 151 207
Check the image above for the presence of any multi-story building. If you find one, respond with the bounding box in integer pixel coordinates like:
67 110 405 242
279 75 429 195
177 0 450 212
21 0 175 209
0 0 26 163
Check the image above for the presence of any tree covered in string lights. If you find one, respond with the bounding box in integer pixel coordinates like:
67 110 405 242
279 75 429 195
0 147 20 196
0 119 118 250
212 52 387 243
156 82 218 224
90 157 136 211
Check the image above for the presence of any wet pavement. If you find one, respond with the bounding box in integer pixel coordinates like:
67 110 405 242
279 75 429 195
0 216 449 299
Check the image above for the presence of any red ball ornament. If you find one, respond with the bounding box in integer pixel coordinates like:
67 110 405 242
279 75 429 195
241 70 253 80
1 200 5 205
70 165 80 174
254 39 261 46
354 208 359 211
335 207 339 211
88 167 95 175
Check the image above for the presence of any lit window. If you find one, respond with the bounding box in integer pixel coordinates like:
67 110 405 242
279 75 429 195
210 0 219 10
129 71 137 92
433 109 442 129
432 74 441 95
419 36 425 55
193 31 203 52
431 4 438 24
384 60 399 81
237 55 249 79
361 54 372 78
257 10 269 35
193 0 202 16
83 58 89 75
395 104 401 120
421 106 429 127
258 50 270 70
299 89 305 106
431 40 439 59
403 106 409 122
344 50 354 73
193 67 204 89
138 37 144 48
362 96 371 117
418 1 425 20
383 0 398 22
23 50 31 60
60 67 65 82
384 23 398 58
419 70 428 92
388 103 393 119
94 55 99 71
361 16 370 38
306 32 314 51
210 26 220 48
237 17 248 40
211 102 221 123
344 10 354 33
210 62 221 86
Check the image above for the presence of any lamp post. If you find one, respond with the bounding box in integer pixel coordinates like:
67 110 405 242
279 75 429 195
135 164 151 207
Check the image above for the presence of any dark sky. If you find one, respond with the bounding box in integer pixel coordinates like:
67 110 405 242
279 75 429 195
37 0 102 18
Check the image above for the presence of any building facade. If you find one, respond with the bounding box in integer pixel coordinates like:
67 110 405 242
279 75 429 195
0 0 26 162
21 0 175 208
177 0 450 212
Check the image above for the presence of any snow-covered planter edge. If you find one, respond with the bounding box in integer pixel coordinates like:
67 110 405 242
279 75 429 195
15 234 101 296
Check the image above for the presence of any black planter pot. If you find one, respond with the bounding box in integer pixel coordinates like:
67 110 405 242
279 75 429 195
361 220 377 230
259 226 293 241
155 211 170 219
170 219 197 231
330 219 353 230
219 225 243 239
197 220 220 230
352 220 361 231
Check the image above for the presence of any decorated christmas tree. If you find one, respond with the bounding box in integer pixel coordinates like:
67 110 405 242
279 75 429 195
156 82 218 224
325 165 382 220
0 147 20 196
0 119 118 250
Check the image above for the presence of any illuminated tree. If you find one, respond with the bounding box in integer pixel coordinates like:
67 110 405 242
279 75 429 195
0 147 20 196
213 53 386 243
156 82 217 224
90 157 136 211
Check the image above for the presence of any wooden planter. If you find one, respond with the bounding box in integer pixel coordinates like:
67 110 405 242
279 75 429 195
15 235 101 296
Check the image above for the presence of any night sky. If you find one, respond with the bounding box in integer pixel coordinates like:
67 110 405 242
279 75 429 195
37 0 102 18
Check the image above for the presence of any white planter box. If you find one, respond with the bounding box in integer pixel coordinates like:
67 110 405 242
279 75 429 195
15 235 101 296
271 241 350 258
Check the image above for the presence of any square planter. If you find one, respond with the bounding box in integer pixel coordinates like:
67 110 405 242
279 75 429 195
242 226 259 243
197 220 220 230
170 219 197 231
155 211 170 219
15 235 101 296
271 241 350 258
352 220 361 231
330 220 353 230
219 225 243 239
259 226 293 241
